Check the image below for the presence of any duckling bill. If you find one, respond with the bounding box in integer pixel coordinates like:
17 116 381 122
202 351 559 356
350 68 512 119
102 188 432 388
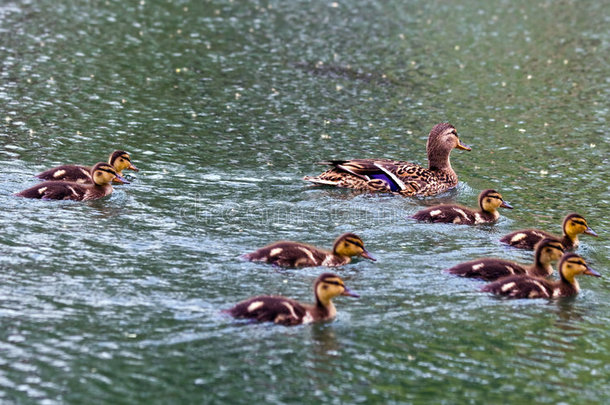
243 233 376 267
16 162 127 201
410 189 512 225
304 123 471 197
224 273 358 326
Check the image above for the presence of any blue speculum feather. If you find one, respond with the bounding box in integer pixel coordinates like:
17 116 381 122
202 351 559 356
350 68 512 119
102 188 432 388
368 173 399 192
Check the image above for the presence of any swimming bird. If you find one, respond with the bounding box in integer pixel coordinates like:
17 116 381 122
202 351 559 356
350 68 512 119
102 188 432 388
303 123 471 197
224 273 359 326
500 213 597 250
16 162 127 201
36 150 138 183
243 233 376 267
446 238 564 281
481 253 600 299
410 189 512 224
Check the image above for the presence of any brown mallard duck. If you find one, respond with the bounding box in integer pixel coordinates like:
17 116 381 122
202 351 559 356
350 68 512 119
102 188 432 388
410 189 512 224
16 162 128 201
224 273 359 326
500 213 597 250
243 233 376 267
36 150 138 183
446 238 564 281
303 123 471 196
481 253 600 299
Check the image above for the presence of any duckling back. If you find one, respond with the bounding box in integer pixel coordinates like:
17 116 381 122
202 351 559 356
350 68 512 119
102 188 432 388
446 258 528 281
36 165 92 183
243 241 328 267
225 296 308 326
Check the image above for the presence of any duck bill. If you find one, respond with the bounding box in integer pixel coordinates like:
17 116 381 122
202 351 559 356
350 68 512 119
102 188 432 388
500 201 513 209
584 266 601 277
584 227 598 237
128 163 140 172
360 249 377 261
456 140 471 151
341 287 360 298
113 174 130 184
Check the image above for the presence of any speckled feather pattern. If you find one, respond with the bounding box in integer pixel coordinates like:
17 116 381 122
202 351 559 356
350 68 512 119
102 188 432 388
304 158 458 196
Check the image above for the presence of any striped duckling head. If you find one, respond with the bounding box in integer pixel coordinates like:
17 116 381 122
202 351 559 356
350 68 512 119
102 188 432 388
91 162 128 186
559 253 600 285
534 238 565 265
563 213 598 239
108 150 139 175
315 273 359 306
479 189 513 213
332 233 376 261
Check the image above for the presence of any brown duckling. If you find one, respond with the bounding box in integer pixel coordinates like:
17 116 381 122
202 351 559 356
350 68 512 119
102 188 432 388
481 253 600 299
500 213 597 250
36 150 138 183
303 123 471 197
410 189 512 224
243 233 376 267
16 162 128 201
446 238 564 281
224 273 359 326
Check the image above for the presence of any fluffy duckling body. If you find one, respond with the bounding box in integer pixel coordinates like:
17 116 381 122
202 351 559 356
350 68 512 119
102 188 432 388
410 189 512 224
36 150 138 183
446 238 564 281
500 213 597 250
482 253 600 299
224 273 359 326
243 233 376 267
16 162 127 201
303 123 471 197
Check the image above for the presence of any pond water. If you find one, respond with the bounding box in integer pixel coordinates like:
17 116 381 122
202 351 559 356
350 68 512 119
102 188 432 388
1 0 608 403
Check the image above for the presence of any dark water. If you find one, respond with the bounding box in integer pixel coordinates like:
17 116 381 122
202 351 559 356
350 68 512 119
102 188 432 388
1 0 608 403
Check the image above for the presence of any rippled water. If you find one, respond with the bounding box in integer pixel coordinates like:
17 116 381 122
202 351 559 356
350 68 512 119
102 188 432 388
1 0 609 403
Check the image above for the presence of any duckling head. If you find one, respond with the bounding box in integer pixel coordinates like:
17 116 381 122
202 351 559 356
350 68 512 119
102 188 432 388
426 123 471 170
559 253 600 285
109 150 139 174
479 189 513 213
563 213 598 238
534 238 565 265
91 162 129 186
315 273 359 306
333 233 376 261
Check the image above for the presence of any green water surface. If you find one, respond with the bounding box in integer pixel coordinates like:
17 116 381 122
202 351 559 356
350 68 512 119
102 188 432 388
1 0 609 403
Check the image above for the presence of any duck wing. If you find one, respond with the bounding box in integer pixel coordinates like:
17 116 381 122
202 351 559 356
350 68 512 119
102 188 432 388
320 159 419 193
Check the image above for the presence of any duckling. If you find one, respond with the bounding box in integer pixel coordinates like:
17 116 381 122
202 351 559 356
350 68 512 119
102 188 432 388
243 233 376 267
36 150 138 183
303 123 471 197
16 162 128 201
481 253 600 299
410 189 512 224
500 213 597 250
446 238 564 281
224 273 359 326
